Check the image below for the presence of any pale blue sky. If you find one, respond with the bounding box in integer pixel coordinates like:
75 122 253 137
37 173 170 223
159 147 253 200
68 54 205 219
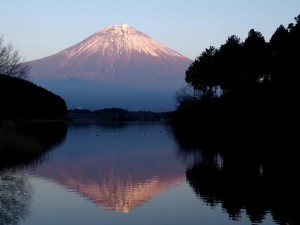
1 0 300 61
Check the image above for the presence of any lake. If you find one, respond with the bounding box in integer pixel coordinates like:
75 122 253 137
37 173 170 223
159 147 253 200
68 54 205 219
0 122 297 225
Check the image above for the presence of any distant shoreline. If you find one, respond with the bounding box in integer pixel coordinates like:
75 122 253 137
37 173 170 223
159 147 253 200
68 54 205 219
1 109 173 123
65 108 173 122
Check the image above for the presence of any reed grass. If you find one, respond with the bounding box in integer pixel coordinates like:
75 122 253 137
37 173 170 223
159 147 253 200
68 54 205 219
0 120 45 158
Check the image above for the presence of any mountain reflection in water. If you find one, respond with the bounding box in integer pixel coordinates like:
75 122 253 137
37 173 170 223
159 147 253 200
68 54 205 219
2 121 298 225
25 122 186 213
61 173 182 213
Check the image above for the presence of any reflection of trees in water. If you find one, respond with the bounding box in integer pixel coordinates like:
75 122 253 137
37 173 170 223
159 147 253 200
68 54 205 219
0 121 67 170
0 121 68 170
0 122 68 224
0 170 32 225
172 122 299 225
65 121 130 134
16 121 68 147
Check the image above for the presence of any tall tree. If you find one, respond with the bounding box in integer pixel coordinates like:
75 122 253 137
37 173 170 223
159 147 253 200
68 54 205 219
0 35 30 79
243 29 271 87
215 35 243 94
269 25 289 84
270 14 300 97
185 46 218 100
287 15 300 86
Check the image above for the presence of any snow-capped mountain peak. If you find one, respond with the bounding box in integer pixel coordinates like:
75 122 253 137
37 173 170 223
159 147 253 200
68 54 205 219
28 24 193 111
60 24 186 59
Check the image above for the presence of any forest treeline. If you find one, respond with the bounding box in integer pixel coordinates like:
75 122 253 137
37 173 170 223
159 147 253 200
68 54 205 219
173 14 300 130
0 75 67 119
66 108 171 122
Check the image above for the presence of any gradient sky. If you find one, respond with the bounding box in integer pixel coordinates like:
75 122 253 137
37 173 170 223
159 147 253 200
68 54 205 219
1 0 300 61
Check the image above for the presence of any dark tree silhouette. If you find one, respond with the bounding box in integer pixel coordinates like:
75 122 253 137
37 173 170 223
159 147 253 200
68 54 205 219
269 25 289 85
174 14 300 128
243 29 271 88
268 15 300 121
182 30 272 103
0 35 30 79
270 15 300 95
215 35 243 94
185 46 218 100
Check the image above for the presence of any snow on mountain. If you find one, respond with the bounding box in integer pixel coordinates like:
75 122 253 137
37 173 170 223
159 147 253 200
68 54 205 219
63 24 184 59
28 24 193 111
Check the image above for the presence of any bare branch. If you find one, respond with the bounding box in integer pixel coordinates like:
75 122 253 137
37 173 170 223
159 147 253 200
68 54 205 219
0 35 30 79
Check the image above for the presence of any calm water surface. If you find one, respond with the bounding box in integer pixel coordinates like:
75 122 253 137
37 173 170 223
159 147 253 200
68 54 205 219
0 122 294 225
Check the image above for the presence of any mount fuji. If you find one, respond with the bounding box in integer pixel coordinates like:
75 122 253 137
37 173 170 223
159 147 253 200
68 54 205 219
28 24 192 111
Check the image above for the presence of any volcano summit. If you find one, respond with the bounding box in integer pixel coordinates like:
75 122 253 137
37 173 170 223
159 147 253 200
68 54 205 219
28 24 192 111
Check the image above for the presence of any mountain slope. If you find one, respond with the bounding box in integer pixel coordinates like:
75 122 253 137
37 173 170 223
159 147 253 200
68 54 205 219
28 24 192 110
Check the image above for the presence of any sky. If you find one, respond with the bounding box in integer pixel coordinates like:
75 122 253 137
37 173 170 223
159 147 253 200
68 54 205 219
1 0 300 62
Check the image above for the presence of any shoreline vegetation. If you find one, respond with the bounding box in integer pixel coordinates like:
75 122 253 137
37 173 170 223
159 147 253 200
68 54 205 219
0 120 46 170
172 14 299 142
0 120 67 170
65 108 172 122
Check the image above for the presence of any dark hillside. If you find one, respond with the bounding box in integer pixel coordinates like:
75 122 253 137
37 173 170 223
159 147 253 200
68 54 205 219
0 75 67 119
